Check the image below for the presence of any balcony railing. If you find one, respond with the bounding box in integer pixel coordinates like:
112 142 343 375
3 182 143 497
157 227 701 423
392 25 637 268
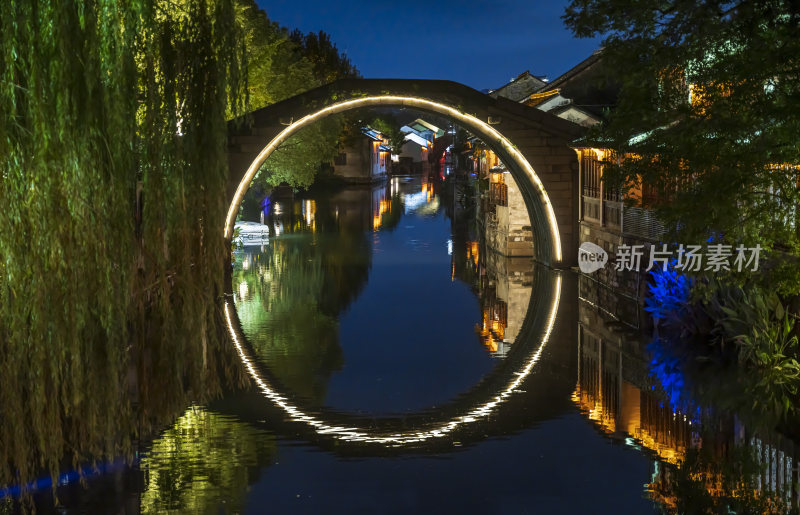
581 195 665 241
623 206 665 240
579 152 666 240
603 200 622 229
582 196 601 224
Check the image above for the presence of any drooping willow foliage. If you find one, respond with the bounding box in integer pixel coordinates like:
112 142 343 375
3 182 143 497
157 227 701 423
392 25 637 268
0 0 246 492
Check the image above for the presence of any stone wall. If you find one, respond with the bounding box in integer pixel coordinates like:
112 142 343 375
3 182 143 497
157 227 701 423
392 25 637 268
485 172 535 257
505 171 535 257
491 118 581 267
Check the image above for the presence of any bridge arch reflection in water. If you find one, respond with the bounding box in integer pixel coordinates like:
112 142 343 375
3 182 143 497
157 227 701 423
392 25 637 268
223 269 562 448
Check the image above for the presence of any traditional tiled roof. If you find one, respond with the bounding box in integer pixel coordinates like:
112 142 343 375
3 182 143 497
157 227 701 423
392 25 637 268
525 88 561 107
489 71 548 102
410 118 440 133
403 132 430 147
529 49 618 121
548 103 602 127
362 128 384 141
535 50 604 94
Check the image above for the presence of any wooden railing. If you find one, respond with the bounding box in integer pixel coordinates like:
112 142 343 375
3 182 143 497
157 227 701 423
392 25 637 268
489 182 508 207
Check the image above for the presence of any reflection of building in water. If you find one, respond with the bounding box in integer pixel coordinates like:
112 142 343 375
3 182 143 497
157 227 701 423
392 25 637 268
453 234 533 357
575 273 692 464
372 176 441 231
648 431 800 511
372 198 390 231
302 199 316 232
371 184 390 231
483 253 533 356
255 177 441 236
397 177 438 214
477 282 506 354
576 295 800 509
573 316 692 464
466 240 479 268
254 181 395 237
423 181 433 202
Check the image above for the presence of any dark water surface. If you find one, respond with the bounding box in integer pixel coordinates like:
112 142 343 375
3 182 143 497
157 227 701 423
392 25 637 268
6 176 794 514
222 176 658 514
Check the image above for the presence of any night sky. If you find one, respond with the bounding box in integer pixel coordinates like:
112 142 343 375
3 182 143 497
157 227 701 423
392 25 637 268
256 1 602 91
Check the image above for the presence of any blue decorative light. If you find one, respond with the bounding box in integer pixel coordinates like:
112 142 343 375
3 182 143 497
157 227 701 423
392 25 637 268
644 262 691 321
0 458 131 499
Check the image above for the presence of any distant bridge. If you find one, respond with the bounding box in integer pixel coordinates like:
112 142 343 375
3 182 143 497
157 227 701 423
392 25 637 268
225 79 584 267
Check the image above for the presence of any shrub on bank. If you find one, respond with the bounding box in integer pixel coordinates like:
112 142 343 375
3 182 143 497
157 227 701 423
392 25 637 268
646 268 800 428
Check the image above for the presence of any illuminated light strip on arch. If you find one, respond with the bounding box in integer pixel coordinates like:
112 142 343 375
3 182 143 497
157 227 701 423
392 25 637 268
223 274 561 445
224 95 562 263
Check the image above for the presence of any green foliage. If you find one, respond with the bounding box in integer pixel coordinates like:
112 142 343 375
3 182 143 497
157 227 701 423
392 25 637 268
0 0 245 492
289 29 360 84
257 108 407 192
699 280 800 421
235 1 359 189
256 115 345 189
564 0 800 293
365 115 406 154
645 266 693 325
0 0 356 497
234 0 316 109
648 269 800 426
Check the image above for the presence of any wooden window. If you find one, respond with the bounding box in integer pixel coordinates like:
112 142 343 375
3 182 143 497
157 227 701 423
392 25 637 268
582 154 602 198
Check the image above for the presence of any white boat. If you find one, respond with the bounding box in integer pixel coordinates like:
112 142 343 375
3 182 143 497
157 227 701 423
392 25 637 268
233 221 270 245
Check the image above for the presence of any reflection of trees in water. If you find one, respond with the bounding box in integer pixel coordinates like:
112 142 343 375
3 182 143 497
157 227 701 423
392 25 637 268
372 194 403 233
0 312 243 504
140 406 276 514
234 224 371 405
312 195 373 314
236 241 343 404
649 432 791 515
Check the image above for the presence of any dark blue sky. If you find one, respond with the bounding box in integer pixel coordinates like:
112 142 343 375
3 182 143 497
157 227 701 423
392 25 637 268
256 1 602 91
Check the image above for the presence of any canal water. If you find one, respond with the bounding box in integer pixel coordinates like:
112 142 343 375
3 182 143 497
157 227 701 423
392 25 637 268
4 176 796 513
221 175 658 514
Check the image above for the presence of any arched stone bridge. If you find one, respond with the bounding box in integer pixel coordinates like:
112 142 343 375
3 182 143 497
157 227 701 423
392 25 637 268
226 79 584 267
